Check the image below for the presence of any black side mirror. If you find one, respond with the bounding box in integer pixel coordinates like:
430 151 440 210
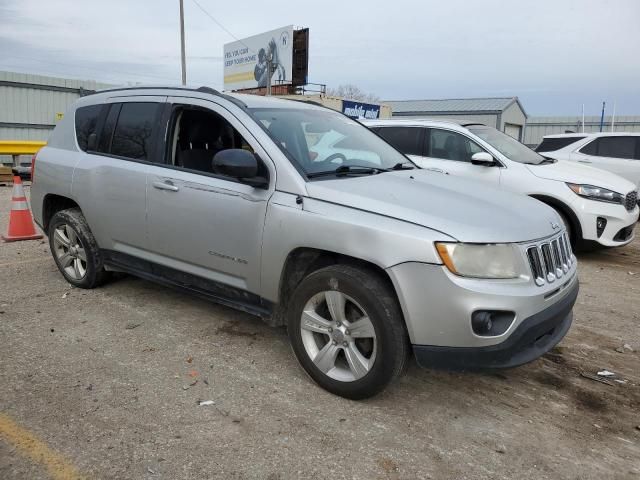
470 152 497 166
87 133 97 151
212 149 268 189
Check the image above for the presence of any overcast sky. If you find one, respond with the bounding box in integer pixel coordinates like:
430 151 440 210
1 0 638 116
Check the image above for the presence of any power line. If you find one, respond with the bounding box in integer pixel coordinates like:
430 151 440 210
189 0 252 52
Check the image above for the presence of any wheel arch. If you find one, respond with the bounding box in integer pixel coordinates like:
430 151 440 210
529 194 582 244
270 247 399 327
42 194 80 233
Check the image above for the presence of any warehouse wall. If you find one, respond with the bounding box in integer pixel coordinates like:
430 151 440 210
523 115 640 148
0 71 116 165
394 113 499 128
499 101 527 140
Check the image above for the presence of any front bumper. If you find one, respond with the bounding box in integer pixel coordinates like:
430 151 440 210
413 279 578 369
576 198 638 246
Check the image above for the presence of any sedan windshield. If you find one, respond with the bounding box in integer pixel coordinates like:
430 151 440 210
467 125 546 165
250 108 413 176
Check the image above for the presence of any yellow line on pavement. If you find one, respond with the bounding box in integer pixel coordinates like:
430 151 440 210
0 413 86 480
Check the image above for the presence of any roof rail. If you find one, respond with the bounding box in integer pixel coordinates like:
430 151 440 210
81 84 248 109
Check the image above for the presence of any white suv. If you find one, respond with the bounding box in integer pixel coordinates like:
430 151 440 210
536 132 640 188
364 119 639 249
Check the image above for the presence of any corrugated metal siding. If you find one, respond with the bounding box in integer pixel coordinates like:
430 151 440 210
0 70 116 152
387 97 515 114
0 88 79 125
523 116 640 147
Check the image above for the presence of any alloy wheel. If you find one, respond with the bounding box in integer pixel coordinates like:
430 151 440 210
52 224 87 280
300 291 377 382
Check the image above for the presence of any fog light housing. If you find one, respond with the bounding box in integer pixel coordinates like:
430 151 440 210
471 311 515 337
596 217 607 237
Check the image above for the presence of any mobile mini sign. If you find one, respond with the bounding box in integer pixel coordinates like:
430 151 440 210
342 100 380 119
223 26 294 91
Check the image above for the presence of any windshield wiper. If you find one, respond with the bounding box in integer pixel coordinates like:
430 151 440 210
391 161 415 170
307 165 386 178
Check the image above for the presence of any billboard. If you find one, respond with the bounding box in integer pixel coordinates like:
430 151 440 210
342 100 381 120
224 26 294 91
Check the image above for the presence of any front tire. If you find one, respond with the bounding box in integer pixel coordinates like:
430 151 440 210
49 208 108 289
287 264 409 399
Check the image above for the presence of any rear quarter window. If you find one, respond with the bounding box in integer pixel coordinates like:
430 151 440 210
75 105 102 151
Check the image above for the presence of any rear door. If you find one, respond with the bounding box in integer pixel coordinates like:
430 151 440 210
71 97 165 254
144 97 274 296
572 136 640 186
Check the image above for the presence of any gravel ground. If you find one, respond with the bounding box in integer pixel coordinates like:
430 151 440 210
0 185 639 479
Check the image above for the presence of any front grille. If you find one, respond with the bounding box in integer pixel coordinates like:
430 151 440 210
625 191 638 212
526 232 573 286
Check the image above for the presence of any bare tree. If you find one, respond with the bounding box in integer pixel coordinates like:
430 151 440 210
327 84 380 103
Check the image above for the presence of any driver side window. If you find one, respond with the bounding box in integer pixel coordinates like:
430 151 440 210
428 129 483 162
168 106 261 180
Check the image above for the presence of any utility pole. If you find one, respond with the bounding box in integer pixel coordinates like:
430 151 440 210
179 0 187 85
599 102 605 133
266 52 273 96
611 101 616 132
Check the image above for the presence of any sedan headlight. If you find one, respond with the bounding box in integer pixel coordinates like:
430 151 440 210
566 183 624 204
435 242 525 279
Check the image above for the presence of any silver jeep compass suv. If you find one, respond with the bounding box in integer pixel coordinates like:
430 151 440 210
31 86 579 399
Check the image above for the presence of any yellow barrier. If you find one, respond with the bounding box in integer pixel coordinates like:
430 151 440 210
0 141 47 156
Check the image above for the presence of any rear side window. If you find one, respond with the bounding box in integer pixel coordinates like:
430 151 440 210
75 105 102 151
110 102 162 160
536 137 585 152
580 136 637 159
376 127 423 156
596 137 636 159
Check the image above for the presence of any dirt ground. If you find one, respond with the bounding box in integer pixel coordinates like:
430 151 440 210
0 185 638 480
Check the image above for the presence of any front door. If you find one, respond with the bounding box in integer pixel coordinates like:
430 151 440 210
417 128 502 186
145 97 274 296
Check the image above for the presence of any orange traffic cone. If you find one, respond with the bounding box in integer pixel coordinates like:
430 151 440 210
2 176 43 242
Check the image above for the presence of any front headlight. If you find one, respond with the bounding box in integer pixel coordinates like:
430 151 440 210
566 183 624 204
435 242 525 279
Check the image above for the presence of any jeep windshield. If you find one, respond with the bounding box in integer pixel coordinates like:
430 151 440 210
250 108 414 177
467 125 547 165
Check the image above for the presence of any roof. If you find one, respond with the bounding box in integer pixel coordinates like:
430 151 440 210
78 85 324 111
363 118 486 128
384 97 524 115
543 132 640 139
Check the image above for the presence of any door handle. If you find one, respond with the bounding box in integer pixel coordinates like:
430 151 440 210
578 160 592 164
152 180 179 192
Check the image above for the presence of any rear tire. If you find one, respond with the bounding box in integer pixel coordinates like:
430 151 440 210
48 208 109 289
287 264 409 399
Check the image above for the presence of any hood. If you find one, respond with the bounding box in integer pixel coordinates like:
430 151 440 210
305 170 560 243
526 160 637 193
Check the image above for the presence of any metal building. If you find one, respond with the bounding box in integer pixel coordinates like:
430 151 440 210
0 71 114 165
523 115 640 148
385 97 528 141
